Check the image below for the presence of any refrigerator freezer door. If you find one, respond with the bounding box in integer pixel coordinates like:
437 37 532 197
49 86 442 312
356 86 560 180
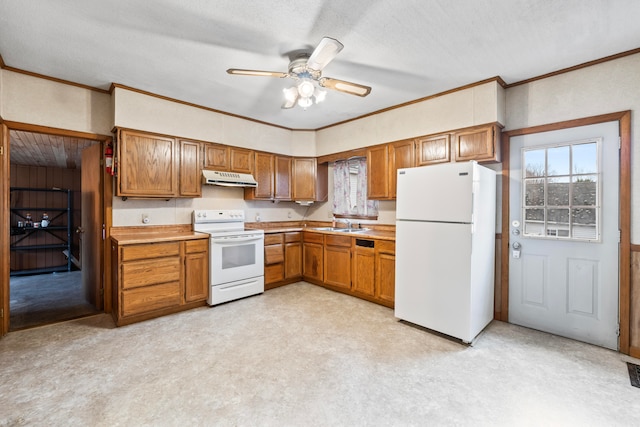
396 161 475 223
395 220 473 341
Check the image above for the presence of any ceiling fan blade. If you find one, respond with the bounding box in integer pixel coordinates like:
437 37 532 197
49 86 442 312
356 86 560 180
319 77 371 97
306 37 344 71
227 69 288 78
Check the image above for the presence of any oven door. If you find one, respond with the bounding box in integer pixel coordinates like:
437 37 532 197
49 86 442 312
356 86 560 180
209 234 264 286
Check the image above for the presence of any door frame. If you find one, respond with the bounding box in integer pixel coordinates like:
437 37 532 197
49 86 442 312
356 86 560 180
0 120 113 337
499 111 631 354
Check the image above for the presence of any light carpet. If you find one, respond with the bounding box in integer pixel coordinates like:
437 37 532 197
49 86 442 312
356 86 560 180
1 282 638 426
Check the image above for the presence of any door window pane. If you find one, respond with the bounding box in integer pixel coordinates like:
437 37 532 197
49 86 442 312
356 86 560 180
524 149 545 177
572 175 597 206
572 142 597 174
522 138 600 241
524 180 544 206
547 146 570 176
547 177 570 206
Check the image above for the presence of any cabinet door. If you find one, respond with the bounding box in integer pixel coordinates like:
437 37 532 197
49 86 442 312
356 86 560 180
179 139 202 197
376 252 395 305
376 241 396 305
389 139 415 199
252 152 275 199
453 124 500 162
352 246 375 296
184 250 209 302
323 235 352 290
285 241 302 279
292 158 317 201
275 156 292 200
416 133 451 166
303 242 323 282
203 143 230 171
230 147 254 174
117 130 178 197
367 145 389 199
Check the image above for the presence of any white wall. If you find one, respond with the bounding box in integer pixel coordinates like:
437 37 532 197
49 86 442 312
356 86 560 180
0 70 112 135
505 53 640 242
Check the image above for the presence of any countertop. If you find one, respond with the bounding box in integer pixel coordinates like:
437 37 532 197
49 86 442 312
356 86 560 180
110 231 209 245
262 226 396 241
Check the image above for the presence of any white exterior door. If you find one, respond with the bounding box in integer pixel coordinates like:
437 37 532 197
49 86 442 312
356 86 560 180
509 122 619 350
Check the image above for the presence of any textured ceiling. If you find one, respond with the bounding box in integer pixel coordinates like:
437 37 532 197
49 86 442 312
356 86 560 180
1 0 640 130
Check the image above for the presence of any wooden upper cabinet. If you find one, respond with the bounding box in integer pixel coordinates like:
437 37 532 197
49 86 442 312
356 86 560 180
275 156 292 200
203 143 230 171
179 139 202 197
367 145 390 199
389 139 415 199
292 158 328 202
230 147 254 174
251 152 275 200
453 123 501 163
117 129 178 198
416 133 451 166
203 144 254 173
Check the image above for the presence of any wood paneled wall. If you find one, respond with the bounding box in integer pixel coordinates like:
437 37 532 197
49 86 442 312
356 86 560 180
9 164 81 273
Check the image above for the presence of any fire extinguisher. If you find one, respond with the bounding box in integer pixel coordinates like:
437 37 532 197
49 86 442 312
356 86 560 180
105 143 114 175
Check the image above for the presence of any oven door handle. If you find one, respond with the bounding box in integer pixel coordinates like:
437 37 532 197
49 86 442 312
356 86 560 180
211 235 264 244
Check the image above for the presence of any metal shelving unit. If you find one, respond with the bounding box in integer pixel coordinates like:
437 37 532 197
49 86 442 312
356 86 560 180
10 187 73 276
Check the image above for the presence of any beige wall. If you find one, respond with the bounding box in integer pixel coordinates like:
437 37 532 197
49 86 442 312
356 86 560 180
505 52 640 242
113 87 315 156
0 70 112 135
315 80 505 155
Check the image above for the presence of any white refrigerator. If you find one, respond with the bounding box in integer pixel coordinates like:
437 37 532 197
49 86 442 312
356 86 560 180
394 161 496 343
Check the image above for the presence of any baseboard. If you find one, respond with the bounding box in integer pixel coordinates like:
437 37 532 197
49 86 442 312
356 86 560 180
629 345 640 359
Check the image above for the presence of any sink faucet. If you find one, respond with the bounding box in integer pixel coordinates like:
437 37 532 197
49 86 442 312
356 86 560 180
345 219 352 230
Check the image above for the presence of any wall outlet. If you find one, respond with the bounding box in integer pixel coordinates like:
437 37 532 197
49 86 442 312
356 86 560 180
255 212 261 222
327 211 333 218
287 210 292 219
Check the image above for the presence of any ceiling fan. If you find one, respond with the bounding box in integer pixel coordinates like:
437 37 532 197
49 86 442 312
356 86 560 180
227 37 372 109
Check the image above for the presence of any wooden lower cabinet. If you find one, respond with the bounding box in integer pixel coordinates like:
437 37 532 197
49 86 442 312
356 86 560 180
302 232 395 308
303 232 324 283
263 231 302 289
184 239 209 302
352 241 375 297
264 233 285 286
111 237 209 326
323 235 352 290
284 232 302 279
375 241 396 307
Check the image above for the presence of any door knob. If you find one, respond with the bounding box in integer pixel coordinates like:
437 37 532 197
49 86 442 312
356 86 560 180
76 226 85 234
512 242 521 249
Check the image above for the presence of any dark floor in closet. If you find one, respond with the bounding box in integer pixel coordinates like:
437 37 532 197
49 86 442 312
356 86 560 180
9 270 100 330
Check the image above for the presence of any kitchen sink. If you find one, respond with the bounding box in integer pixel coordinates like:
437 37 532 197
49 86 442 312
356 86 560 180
310 227 370 233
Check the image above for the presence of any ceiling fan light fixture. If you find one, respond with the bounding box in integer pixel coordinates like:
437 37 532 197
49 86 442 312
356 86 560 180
297 96 313 109
283 86 298 103
297 79 315 98
314 87 327 103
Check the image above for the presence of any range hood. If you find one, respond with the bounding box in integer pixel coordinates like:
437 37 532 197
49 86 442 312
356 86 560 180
202 170 257 188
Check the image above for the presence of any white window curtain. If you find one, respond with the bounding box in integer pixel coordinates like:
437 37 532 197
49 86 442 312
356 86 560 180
333 157 378 217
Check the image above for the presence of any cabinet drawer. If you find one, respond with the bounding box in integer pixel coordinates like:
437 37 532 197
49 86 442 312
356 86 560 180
325 234 351 247
121 281 182 317
121 242 180 262
265 263 285 284
185 239 208 254
264 244 284 265
284 232 301 243
303 231 324 244
264 233 284 245
122 257 182 289
377 240 396 254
